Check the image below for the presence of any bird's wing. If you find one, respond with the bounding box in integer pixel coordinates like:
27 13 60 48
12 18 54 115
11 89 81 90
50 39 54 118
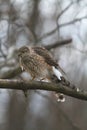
32 46 66 75
32 46 58 67
20 55 34 71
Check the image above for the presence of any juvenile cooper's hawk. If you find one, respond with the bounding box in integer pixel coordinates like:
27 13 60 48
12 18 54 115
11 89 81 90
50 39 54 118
18 46 65 101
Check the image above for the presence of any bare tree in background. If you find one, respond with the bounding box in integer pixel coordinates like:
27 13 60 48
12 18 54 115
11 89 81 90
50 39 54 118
0 0 87 130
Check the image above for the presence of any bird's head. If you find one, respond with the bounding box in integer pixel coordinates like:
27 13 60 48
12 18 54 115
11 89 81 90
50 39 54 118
17 46 30 57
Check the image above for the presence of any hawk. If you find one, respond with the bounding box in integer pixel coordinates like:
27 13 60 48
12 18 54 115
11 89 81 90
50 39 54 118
18 46 65 101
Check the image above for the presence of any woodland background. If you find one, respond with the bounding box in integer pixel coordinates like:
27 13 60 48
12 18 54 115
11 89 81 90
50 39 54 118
0 0 87 130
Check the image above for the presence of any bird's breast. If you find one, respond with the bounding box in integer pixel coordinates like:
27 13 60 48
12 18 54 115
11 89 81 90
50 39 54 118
21 53 50 78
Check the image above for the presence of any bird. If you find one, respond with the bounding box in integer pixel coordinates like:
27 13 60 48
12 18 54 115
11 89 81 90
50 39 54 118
17 46 65 101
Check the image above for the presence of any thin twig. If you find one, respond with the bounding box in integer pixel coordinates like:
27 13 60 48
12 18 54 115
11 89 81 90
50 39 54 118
59 16 87 27
56 1 73 38
57 1 73 20
0 40 6 58
38 15 87 41
37 28 58 42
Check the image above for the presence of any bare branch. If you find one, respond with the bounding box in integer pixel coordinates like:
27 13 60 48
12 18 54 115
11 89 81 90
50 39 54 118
37 28 58 42
56 2 73 37
0 66 22 79
59 16 87 27
57 1 73 20
0 40 6 58
0 79 87 101
45 38 72 50
38 15 87 41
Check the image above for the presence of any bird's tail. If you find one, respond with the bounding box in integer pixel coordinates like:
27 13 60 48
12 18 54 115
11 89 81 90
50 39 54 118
50 74 65 102
56 64 66 77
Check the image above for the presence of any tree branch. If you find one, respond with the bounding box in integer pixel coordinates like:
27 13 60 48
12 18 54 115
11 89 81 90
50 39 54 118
0 66 22 79
38 15 87 41
59 15 87 27
57 1 73 20
45 38 72 50
0 79 87 101
37 28 58 41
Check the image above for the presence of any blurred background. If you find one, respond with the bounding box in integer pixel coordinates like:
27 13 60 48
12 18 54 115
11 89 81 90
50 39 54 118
0 0 87 130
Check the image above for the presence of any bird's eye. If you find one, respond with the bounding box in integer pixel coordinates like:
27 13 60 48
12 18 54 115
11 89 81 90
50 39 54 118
18 46 29 55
